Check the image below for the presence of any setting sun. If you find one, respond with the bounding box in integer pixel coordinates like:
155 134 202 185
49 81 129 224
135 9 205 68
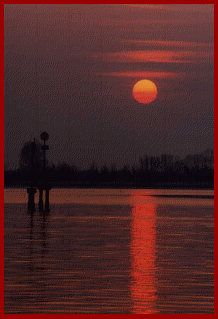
133 80 158 104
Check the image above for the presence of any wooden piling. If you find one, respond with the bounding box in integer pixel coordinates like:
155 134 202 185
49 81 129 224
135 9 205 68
45 187 51 212
27 187 37 211
38 188 44 212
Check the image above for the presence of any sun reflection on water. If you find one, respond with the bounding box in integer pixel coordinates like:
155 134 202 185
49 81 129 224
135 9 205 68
131 193 157 314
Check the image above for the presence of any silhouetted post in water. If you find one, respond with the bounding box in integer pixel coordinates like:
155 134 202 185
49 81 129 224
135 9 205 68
39 187 43 212
27 139 37 211
38 132 51 212
27 187 37 210
45 188 50 212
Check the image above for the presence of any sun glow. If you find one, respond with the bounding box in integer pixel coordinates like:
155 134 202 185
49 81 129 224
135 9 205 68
133 79 158 104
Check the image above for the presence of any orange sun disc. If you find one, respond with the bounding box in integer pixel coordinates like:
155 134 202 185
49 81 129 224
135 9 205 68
133 79 158 104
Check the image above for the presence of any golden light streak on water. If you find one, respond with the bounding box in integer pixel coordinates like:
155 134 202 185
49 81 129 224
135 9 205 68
131 192 157 313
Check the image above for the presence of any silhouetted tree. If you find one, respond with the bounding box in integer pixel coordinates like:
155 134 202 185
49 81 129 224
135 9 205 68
88 162 99 182
5 145 214 188
19 140 44 173
110 165 118 183
100 165 110 182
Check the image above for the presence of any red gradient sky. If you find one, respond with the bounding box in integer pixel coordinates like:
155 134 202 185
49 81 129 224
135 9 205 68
4 4 214 169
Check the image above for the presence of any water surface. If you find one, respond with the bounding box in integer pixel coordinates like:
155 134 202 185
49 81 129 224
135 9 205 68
4 189 214 313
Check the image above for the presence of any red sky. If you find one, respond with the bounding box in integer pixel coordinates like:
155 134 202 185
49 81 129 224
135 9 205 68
4 4 214 169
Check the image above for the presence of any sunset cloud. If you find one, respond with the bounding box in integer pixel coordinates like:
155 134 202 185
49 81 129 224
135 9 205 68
91 50 213 64
123 4 213 14
91 71 185 80
122 40 214 49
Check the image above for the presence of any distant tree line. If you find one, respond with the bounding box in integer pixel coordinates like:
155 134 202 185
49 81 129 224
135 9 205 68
4 141 214 188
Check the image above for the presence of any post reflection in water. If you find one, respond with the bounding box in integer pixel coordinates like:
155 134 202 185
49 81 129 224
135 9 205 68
131 193 157 314
28 210 34 273
26 208 50 307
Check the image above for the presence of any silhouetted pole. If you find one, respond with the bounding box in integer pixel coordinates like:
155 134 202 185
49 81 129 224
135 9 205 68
39 188 43 212
43 140 46 176
31 139 36 187
27 139 37 211
40 132 49 182
27 187 36 211
45 189 50 212
38 132 51 212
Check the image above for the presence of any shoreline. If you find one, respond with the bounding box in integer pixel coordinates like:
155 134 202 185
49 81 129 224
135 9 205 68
4 184 214 191
4 185 214 200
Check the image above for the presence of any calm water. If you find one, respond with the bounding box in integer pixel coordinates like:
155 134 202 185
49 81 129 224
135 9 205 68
4 189 214 314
